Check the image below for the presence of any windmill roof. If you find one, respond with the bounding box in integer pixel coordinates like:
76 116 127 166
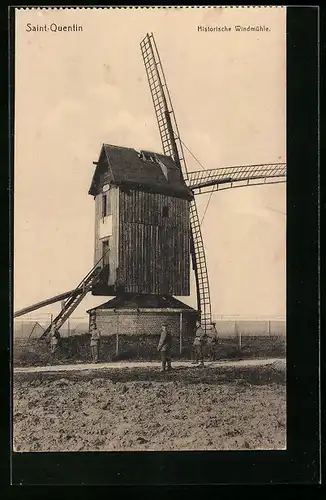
88 144 193 200
87 294 197 313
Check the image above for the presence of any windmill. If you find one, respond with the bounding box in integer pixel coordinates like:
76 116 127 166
14 33 286 339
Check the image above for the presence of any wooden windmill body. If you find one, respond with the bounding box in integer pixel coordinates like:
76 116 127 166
88 145 192 299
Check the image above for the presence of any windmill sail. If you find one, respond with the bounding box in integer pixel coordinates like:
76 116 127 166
140 33 212 330
140 34 185 171
188 163 286 195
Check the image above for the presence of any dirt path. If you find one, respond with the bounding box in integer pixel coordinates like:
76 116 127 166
14 357 284 374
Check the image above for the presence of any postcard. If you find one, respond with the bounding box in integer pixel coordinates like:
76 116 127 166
13 6 286 454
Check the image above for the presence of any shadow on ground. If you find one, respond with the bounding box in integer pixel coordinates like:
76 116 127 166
14 363 286 386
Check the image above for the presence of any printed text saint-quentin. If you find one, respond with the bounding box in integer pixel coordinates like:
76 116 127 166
26 23 83 32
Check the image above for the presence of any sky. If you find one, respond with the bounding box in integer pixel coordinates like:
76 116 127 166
14 7 286 323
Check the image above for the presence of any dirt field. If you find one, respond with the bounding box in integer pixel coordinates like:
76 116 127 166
13 362 286 452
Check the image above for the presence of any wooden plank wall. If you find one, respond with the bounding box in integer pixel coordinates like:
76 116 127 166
117 189 190 296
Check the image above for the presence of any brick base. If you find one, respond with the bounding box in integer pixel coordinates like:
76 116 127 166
91 310 197 338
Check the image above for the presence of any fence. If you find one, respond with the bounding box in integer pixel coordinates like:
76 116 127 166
14 317 286 339
13 317 89 339
13 317 286 366
214 320 286 338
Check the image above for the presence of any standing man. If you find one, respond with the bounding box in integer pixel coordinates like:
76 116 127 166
157 323 172 372
50 324 61 364
90 314 101 363
192 320 206 367
207 322 219 361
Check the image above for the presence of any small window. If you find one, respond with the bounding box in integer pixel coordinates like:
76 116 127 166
107 190 112 215
102 194 107 218
162 206 169 218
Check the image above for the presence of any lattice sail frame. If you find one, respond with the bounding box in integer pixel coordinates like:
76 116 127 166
189 163 286 195
140 33 212 330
